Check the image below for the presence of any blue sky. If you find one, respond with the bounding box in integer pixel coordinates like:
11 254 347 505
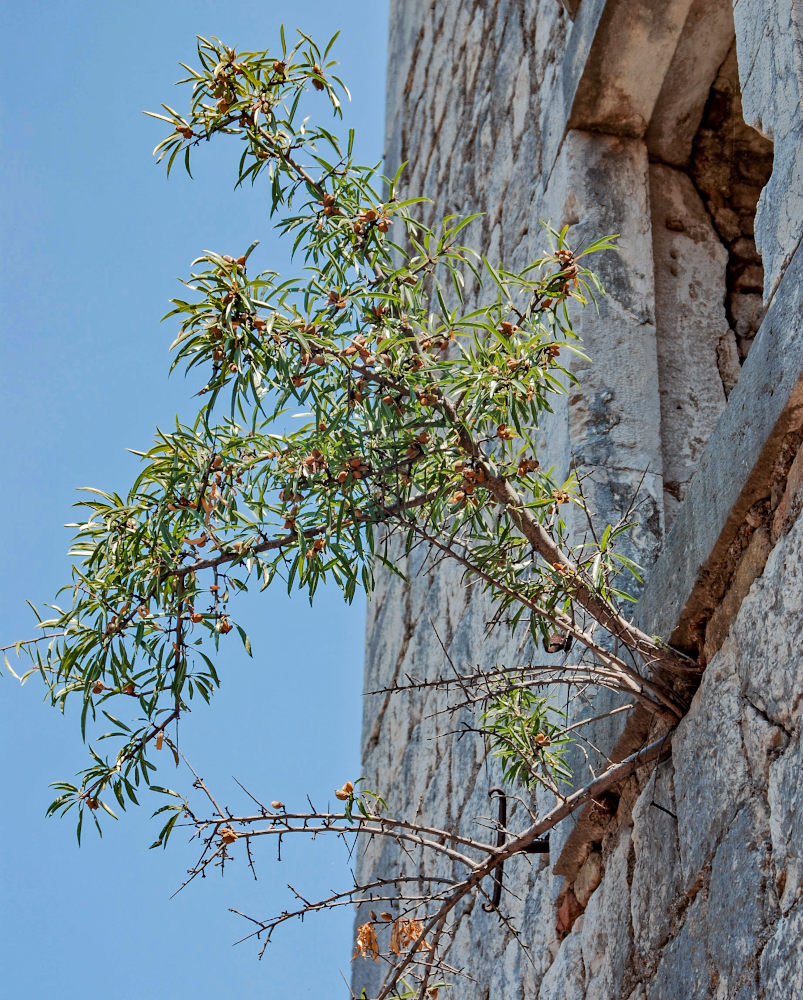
1 2 389 995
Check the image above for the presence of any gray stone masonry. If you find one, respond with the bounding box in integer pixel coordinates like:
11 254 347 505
354 1 803 997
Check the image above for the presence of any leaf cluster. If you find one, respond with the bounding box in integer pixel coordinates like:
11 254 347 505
6 28 662 848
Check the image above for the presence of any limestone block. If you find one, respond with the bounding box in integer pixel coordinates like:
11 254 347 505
733 0 803 294
672 652 750 888
580 832 634 1000
740 701 787 787
557 886 584 936
383 0 431 168
716 331 741 398
759 899 803 997
730 292 764 342
645 0 735 166
547 130 655 315
647 895 711 1000
516 872 564 994
486 936 533 1000
732 513 803 733
630 764 683 959
635 240 803 651
485 121 515 226
538 924 587 1000
767 735 803 912
568 0 695 136
490 22 523 114
463 5 486 94
436 0 466 60
574 849 603 908
543 132 667 779
733 0 801 142
707 799 775 990
650 163 729 523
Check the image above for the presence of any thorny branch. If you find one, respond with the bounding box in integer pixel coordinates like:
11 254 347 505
182 736 671 997
6 29 705 1000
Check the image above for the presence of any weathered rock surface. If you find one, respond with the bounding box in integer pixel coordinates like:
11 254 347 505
355 1 803 997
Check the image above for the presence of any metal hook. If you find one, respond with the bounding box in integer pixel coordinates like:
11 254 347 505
482 787 551 914
482 786 507 912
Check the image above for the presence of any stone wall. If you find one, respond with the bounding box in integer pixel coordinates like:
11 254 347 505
354 1 803 997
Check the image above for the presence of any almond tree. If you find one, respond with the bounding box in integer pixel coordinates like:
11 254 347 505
5 30 697 999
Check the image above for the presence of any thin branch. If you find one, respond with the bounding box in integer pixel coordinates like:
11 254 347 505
374 736 671 998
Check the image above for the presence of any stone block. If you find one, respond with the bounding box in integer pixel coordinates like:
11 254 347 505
733 0 803 294
580 832 634 1000
538 924 586 1000
672 654 750 888
635 239 803 651
645 0 735 166
557 886 584 936
716 331 741 398
650 163 729 523
740 701 787 787
574 849 603 908
733 513 803 734
630 764 683 959
568 0 695 137
648 895 712 1000
707 799 775 990
733 0 800 142
759 899 803 998
730 292 764 342
767 735 803 912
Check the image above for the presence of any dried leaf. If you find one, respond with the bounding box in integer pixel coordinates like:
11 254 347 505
352 921 379 962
